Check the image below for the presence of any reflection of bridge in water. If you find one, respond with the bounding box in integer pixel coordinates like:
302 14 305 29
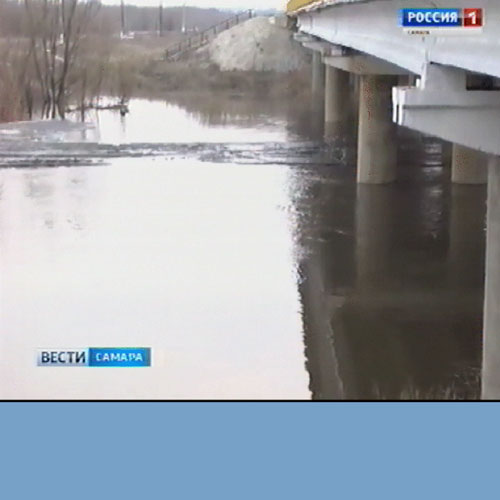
293 137 485 399
287 0 500 399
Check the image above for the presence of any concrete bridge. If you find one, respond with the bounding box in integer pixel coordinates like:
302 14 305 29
287 0 500 399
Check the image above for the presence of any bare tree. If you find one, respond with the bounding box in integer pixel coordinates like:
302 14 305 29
0 44 25 122
24 0 100 119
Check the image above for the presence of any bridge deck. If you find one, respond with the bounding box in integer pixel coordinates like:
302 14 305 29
293 0 500 156
287 0 370 15
293 0 500 79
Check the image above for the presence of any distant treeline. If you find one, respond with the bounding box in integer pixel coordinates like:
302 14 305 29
0 1 277 36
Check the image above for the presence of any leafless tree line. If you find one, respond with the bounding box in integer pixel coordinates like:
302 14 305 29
0 0 260 123
0 0 115 122
23 0 100 119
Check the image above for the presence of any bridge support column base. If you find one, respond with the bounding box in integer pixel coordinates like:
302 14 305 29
482 157 500 399
442 141 453 167
312 52 325 104
324 66 350 138
452 144 488 184
357 75 398 184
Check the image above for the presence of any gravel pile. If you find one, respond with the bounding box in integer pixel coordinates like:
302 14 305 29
208 17 309 73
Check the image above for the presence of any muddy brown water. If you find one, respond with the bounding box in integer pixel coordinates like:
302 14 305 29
0 95 486 399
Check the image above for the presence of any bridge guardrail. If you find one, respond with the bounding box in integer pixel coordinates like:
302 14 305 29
286 0 322 14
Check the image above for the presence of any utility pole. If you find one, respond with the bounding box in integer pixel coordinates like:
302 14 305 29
159 1 163 37
181 2 187 34
120 0 126 38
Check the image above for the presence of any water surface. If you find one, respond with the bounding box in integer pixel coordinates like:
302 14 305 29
0 95 486 399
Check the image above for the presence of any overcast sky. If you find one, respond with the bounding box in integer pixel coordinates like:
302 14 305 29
103 0 285 10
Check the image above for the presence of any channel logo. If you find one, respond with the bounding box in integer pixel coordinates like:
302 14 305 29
400 8 484 35
37 348 151 367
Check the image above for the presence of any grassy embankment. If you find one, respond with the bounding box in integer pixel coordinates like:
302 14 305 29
108 35 312 100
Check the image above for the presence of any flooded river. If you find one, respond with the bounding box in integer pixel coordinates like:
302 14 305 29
0 95 485 399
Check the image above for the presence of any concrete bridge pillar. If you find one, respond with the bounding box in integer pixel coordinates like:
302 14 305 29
350 74 360 112
357 75 398 184
324 66 350 137
312 52 325 100
451 144 488 184
482 157 500 399
442 141 453 168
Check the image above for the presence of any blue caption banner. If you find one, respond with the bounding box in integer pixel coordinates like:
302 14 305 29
37 348 151 367
400 8 462 27
89 348 151 367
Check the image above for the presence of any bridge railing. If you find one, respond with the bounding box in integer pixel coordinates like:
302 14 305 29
287 0 356 14
165 9 254 61
286 0 321 14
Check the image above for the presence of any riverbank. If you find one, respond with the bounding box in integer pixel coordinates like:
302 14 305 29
138 63 311 98
109 16 311 99
0 17 311 125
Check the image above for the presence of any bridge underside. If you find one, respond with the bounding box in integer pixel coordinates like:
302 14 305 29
294 0 500 156
295 0 500 78
290 0 500 399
